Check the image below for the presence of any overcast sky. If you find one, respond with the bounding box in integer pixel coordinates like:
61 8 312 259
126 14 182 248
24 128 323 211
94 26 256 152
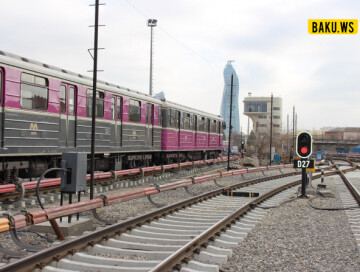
1 0 359 131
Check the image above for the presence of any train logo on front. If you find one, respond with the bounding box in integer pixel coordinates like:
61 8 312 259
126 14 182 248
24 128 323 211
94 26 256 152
29 123 38 135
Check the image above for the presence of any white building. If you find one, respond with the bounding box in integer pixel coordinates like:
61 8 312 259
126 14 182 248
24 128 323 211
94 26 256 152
243 96 282 134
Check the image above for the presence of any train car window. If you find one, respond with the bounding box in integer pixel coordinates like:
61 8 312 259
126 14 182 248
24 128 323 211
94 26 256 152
170 109 175 128
60 85 66 113
96 91 104 118
179 112 184 129
111 97 115 120
176 110 180 129
193 115 198 131
145 104 153 125
158 107 162 126
184 113 190 130
87 90 104 118
20 73 48 110
86 90 92 116
0 69 2 105
117 97 122 120
207 119 210 133
198 117 205 132
150 105 153 125
69 87 75 115
129 99 141 122
189 114 193 130
211 120 217 133
145 105 148 123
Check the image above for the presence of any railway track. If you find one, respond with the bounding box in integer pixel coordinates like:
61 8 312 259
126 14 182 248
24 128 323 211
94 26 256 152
0 161 355 272
330 159 360 252
0 158 236 205
0 169 324 272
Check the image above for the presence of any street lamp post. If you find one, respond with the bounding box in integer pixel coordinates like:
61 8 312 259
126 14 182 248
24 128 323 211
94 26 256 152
147 19 157 96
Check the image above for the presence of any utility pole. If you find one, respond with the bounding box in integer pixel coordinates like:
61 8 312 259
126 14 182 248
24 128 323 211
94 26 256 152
247 92 251 136
292 106 295 154
269 94 273 165
89 0 102 200
287 114 289 154
227 74 234 171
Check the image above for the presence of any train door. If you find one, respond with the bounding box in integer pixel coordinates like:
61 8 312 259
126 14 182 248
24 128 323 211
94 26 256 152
194 115 198 147
145 104 154 146
178 111 181 147
0 68 3 147
218 121 221 146
207 118 211 146
59 84 77 147
115 96 122 147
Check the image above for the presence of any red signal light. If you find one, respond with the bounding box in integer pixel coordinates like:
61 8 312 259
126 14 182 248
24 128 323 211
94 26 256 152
300 147 308 155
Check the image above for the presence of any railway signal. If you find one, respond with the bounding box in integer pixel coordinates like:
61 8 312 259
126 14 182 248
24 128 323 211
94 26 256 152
296 132 312 158
295 132 314 197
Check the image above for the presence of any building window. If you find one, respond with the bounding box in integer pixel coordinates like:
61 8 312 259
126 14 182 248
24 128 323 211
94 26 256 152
273 116 280 119
258 124 267 127
20 73 48 110
258 115 267 119
244 101 267 113
273 107 280 110
273 124 280 127
129 99 141 122
87 90 104 118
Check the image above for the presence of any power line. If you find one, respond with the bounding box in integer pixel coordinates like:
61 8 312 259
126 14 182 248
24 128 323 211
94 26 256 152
123 0 213 64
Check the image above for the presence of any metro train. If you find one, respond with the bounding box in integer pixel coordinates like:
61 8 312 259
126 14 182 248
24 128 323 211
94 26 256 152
0 51 224 183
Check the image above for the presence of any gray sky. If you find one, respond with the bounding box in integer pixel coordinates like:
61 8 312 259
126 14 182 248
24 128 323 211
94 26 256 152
1 0 359 131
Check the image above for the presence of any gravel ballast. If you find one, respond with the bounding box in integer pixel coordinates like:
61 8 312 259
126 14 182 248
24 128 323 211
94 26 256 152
0 164 293 264
221 176 360 272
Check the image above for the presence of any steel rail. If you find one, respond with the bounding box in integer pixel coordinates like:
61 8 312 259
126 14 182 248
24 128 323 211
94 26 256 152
0 170 299 272
150 179 303 271
0 156 240 196
150 167 346 272
1 167 346 272
331 159 360 205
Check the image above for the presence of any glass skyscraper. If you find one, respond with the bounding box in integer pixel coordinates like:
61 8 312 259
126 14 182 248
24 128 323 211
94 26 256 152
220 61 240 134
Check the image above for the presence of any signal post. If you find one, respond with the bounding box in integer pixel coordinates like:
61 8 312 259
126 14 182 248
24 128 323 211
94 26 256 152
294 132 314 198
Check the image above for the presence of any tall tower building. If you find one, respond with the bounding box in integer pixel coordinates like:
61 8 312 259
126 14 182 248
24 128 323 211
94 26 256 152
220 61 240 135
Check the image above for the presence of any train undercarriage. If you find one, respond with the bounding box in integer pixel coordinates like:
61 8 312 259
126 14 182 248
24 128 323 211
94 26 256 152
0 150 221 184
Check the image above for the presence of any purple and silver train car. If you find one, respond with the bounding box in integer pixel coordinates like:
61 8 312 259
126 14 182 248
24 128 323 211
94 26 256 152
0 51 223 183
160 101 223 163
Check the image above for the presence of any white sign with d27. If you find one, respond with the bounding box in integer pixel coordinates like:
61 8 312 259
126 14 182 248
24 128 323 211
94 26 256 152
294 159 314 168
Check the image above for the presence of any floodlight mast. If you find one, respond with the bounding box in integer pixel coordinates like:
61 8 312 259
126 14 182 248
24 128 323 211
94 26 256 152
147 19 157 96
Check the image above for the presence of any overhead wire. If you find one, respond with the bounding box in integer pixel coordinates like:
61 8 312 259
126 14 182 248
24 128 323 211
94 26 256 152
123 0 214 65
